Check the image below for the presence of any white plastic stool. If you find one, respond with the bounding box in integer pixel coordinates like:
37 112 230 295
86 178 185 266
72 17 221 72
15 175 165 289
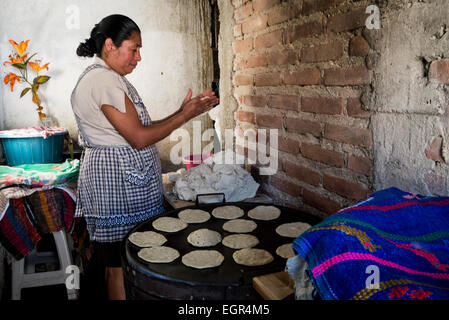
11 230 78 300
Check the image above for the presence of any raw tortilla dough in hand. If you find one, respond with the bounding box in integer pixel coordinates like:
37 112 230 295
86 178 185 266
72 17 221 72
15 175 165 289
128 231 167 247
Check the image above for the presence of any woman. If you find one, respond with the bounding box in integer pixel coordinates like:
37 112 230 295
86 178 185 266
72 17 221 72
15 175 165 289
71 14 218 300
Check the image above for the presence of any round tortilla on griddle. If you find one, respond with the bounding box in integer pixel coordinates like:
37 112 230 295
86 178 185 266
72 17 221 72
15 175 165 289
247 205 281 221
275 222 311 238
222 234 259 249
233 248 274 266
182 250 225 269
187 228 222 247
222 219 257 233
128 231 167 247
178 209 211 224
211 205 244 220
137 246 180 263
276 243 295 259
152 217 188 233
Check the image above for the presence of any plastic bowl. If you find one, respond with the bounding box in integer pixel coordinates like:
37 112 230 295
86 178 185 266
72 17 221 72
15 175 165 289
0 131 67 166
182 154 213 171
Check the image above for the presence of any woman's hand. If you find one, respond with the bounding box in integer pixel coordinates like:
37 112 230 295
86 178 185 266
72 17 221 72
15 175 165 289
181 88 219 120
180 89 193 111
180 88 217 112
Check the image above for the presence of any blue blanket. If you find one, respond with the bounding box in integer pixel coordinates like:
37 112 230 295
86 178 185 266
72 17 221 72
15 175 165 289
293 187 449 300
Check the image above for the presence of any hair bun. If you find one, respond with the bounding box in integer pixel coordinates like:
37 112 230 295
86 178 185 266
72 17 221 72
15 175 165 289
76 38 96 57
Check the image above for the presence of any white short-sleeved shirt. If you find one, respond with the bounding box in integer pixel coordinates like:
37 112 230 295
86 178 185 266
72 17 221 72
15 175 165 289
71 57 138 146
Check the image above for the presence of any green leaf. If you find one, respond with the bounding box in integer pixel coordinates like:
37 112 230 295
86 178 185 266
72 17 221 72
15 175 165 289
33 75 50 85
12 63 27 70
20 87 31 98
24 53 37 64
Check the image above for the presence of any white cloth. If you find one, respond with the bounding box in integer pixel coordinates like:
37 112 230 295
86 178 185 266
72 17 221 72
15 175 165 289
71 57 139 146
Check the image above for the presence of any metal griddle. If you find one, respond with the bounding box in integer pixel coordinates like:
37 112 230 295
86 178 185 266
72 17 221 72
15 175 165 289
121 195 321 299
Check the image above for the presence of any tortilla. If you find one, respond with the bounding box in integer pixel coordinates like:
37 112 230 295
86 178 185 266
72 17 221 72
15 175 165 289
187 229 222 247
276 243 295 259
232 248 274 266
182 250 224 269
211 205 244 220
178 209 211 224
222 234 259 249
137 246 180 263
152 217 188 233
247 205 281 221
128 231 167 247
275 222 311 238
222 219 257 233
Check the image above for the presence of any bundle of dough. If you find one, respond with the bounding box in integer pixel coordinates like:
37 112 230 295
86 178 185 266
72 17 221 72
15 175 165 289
232 248 274 266
128 231 167 247
248 205 281 221
174 151 259 202
187 228 222 247
276 222 311 238
212 205 244 220
182 250 225 269
222 234 259 249
222 219 257 233
137 246 180 263
178 209 211 224
152 217 188 233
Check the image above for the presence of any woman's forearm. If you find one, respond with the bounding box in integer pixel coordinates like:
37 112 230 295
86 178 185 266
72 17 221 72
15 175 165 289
134 110 187 149
151 108 183 125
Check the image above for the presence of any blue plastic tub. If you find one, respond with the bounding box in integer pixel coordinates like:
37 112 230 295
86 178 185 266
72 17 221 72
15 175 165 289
0 130 67 166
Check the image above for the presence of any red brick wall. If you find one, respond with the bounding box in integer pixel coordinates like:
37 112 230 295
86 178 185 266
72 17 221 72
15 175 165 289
232 0 374 217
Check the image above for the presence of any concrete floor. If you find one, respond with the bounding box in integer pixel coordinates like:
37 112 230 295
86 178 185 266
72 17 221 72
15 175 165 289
1 233 107 301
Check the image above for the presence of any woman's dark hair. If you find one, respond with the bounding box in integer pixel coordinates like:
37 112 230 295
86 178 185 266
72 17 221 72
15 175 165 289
77 14 140 57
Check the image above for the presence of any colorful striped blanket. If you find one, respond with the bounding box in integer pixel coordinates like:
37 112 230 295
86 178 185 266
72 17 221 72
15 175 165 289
0 187 76 260
293 187 449 300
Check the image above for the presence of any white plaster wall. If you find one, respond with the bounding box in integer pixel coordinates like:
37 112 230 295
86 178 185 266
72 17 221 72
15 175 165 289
0 0 213 167
364 0 449 195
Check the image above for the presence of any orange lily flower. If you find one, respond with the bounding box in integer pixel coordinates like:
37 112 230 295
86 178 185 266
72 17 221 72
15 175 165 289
3 53 28 65
9 40 30 57
3 72 21 91
28 61 49 73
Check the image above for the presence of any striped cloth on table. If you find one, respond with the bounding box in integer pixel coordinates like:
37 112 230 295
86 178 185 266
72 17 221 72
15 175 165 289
0 199 42 260
0 187 76 260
